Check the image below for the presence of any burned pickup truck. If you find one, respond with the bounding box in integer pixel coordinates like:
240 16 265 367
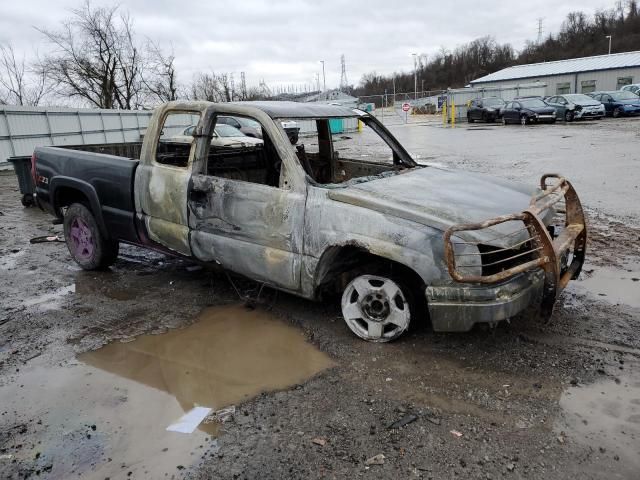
31 101 586 342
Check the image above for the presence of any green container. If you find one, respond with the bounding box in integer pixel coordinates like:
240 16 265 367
7 156 35 206
329 118 344 134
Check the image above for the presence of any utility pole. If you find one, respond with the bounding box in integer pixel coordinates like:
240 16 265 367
606 35 612 54
320 60 326 92
392 75 396 106
412 53 417 101
240 72 247 100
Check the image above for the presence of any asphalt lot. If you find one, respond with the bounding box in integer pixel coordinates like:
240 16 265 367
1 115 639 479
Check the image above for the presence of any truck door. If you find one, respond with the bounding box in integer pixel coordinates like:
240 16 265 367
135 107 205 256
187 111 306 292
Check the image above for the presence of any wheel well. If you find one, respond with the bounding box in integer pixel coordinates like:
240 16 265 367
314 245 426 300
55 187 90 211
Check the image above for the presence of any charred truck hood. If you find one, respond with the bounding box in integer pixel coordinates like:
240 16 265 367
327 167 550 248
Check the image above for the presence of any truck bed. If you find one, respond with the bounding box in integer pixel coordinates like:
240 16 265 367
33 143 142 243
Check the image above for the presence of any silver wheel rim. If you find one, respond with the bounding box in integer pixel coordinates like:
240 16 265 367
520 115 527 126
341 275 410 342
502 117 506 125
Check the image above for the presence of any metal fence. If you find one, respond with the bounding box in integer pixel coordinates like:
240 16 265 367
445 82 548 121
0 106 153 165
358 83 549 124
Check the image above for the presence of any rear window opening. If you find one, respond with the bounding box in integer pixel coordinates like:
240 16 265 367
279 115 417 186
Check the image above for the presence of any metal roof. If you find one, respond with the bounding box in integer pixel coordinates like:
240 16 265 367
471 50 640 84
232 101 360 119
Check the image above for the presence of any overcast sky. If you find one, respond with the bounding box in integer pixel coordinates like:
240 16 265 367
0 0 617 91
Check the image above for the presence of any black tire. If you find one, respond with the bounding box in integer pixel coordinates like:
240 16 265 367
565 110 574 122
21 194 34 207
501 116 507 125
467 115 474 123
613 107 622 118
550 119 557 124
63 203 119 270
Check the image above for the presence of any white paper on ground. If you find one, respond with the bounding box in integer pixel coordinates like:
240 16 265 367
166 406 213 434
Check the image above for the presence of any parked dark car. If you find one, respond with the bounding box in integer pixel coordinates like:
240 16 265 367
588 91 640 117
467 97 505 123
545 94 605 121
501 98 557 125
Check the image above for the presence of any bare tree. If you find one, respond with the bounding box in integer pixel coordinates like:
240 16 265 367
0 43 50 106
190 71 234 102
37 1 144 109
143 41 179 103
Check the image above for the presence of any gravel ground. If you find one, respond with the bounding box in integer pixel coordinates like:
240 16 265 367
0 117 639 479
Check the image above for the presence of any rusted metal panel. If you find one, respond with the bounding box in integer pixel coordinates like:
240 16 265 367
442 174 587 320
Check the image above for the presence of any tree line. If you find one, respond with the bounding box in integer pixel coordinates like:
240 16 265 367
353 0 640 98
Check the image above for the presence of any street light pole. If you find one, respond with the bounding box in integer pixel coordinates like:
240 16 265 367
412 53 417 100
320 60 326 92
606 35 612 54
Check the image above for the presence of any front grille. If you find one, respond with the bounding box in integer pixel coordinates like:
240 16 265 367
478 242 537 277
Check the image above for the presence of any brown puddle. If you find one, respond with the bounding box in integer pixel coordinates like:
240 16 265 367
0 304 333 479
557 368 640 475
80 304 335 413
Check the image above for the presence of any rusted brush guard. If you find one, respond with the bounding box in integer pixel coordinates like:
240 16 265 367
444 174 587 319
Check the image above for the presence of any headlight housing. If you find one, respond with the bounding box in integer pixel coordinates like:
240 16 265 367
449 237 482 278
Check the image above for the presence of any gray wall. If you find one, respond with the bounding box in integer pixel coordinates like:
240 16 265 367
0 106 153 165
470 67 640 96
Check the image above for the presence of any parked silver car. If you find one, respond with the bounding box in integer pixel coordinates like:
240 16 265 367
620 83 640 96
545 94 605 121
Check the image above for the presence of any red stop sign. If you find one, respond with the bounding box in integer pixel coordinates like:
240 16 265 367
402 103 411 112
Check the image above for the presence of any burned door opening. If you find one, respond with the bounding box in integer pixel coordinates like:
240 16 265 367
188 114 305 292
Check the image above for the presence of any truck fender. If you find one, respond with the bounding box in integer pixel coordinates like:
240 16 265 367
49 176 110 240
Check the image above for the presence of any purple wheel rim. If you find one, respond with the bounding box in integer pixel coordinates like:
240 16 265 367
69 217 94 260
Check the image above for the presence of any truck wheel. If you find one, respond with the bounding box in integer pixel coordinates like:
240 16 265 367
21 194 34 207
63 203 119 270
341 274 414 343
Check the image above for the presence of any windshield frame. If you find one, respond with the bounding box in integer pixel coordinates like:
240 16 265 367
483 97 504 107
610 91 639 101
564 94 596 103
519 98 548 108
215 124 246 137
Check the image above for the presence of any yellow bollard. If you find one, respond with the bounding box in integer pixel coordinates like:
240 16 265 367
442 103 447 125
450 100 456 127
358 119 363 132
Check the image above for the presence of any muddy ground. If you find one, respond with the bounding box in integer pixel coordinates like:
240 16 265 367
1 117 640 479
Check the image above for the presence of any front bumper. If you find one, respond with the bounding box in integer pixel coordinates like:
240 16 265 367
622 106 640 115
435 174 587 332
575 108 604 118
426 270 544 332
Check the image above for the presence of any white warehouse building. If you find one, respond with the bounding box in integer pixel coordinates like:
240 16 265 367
469 51 640 96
